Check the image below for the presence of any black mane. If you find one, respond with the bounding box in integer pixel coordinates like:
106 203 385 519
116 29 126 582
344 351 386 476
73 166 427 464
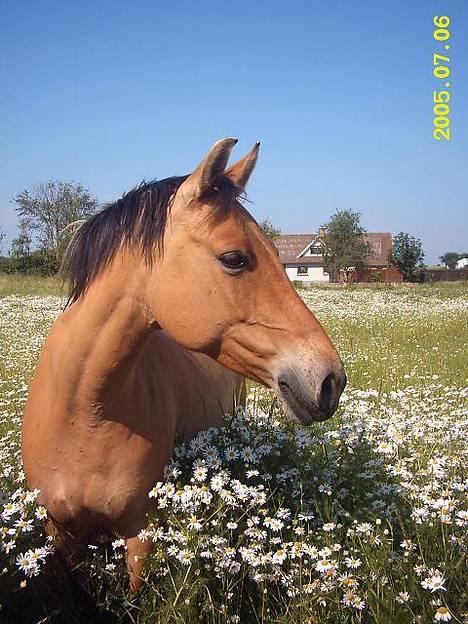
61 174 239 304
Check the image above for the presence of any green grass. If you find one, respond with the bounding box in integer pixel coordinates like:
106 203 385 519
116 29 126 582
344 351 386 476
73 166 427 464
325 309 467 390
0 279 467 623
0 273 63 297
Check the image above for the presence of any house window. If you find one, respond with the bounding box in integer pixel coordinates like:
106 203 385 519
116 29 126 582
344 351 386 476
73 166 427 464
297 266 308 275
309 245 322 255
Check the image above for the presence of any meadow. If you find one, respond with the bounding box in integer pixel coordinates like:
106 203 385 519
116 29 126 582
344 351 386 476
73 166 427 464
0 278 467 623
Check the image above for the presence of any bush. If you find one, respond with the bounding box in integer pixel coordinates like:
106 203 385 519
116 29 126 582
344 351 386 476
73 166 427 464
0 250 60 276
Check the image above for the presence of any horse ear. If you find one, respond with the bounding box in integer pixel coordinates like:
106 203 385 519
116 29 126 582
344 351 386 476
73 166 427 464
183 138 238 198
225 141 260 192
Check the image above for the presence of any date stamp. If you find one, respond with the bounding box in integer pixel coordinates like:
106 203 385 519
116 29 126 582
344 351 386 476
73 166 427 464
432 16 451 141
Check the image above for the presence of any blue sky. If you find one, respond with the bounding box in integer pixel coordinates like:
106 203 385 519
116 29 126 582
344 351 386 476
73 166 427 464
1 0 467 263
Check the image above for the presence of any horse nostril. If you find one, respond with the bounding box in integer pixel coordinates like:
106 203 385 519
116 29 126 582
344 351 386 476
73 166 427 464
319 373 337 416
278 379 291 394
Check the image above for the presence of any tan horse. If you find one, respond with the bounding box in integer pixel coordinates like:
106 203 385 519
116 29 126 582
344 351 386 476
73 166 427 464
21 138 346 590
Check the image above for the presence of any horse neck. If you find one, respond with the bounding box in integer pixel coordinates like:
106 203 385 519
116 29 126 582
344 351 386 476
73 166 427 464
57 255 242 432
59 260 157 417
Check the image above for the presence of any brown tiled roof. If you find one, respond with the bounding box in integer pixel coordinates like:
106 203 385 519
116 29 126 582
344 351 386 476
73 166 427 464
364 232 392 266
276 232 392 267
275 234 318 264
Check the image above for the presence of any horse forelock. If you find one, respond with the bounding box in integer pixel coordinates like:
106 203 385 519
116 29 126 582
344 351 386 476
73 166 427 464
61 174 242 305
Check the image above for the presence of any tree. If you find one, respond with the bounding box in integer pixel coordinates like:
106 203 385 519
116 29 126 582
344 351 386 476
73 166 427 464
12 181 98 257
0 227 5 255
439 252 460 269
259 218 281 242
390 232 424 280
321 209 372 281
10 218 32 258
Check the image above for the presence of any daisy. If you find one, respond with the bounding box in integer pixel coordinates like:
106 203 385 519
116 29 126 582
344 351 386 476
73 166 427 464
34 506 48 520
396 591 410 604
272 549 287 565
177 549 194 566
187 516 202 531
434 606 452 621
421 571 446 593
315 559 335 573
193 466 207 483
15 552 39 577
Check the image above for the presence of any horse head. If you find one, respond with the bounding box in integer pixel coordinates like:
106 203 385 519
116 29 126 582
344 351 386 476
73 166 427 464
148 138 346 424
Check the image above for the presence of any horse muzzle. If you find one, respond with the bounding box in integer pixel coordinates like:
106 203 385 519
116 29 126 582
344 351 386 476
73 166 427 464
276 364 347 425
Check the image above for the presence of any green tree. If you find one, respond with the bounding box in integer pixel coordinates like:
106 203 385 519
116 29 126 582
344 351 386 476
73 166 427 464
321 209 372 281
258 218 281 242
12 181 97 258
10 218 32 258
391 232 424 280
439 252 460 269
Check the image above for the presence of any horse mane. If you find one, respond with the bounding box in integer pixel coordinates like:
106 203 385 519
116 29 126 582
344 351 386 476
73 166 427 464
61 174 240 304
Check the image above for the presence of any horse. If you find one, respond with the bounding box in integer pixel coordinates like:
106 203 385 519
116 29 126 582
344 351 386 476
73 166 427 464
21 138 346 590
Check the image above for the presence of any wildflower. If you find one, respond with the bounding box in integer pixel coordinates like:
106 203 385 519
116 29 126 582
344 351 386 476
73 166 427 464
138 528 152 542
315 559 335 573
264 517 283 532
2 502 21 519
434 606 452 621
240 446 257 463
210 474 226 491
177 549 195 566
412 507 430 524
193 465 208 482
15 552 39 577
353 597 366 610
377 441 395 454
3 540 16 553
345 556 362 569
34 506 47 520
396 591 410 604
246 469 259 479
224 446 239 461
342 590 356 606
14 518 34 533
339 574 358 588
272 548 287 564
187 516 202 531
421 570 446 593
322 522 336 532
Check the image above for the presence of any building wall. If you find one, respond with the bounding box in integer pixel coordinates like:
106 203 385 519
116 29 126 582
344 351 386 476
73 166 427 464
424 268 467 282
354 267 403 283
285 265 329 282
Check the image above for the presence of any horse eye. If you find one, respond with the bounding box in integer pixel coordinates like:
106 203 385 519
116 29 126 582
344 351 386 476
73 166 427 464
219 251 249 273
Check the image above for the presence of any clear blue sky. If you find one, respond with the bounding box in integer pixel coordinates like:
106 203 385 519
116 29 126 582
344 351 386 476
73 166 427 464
1 0 467 263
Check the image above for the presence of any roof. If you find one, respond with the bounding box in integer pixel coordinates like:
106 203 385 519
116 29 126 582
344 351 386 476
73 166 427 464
276 232 392 267
275 234 319 264
364 232 392 266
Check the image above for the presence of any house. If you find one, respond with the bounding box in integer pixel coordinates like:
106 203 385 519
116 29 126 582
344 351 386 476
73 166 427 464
276 231 396 283
456 257 468 269
276 232 330 282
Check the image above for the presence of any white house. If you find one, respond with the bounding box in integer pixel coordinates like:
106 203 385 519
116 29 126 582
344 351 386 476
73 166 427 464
456 257 468 269
275 232 393 283
275 233 329 282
